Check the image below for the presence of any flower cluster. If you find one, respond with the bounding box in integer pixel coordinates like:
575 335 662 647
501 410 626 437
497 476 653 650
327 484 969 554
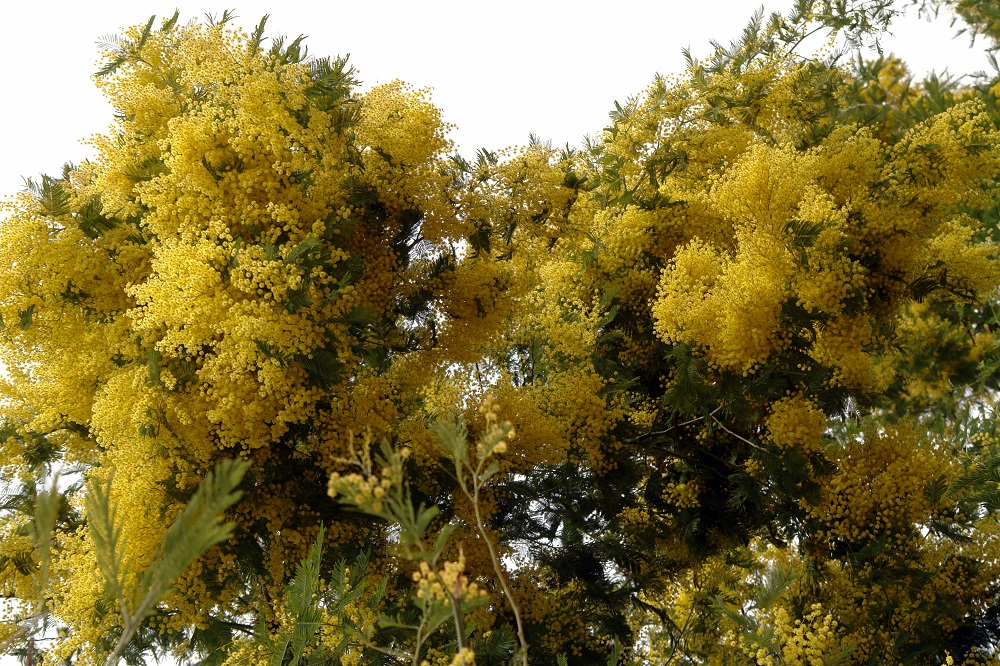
412 553 485 604
766 394 825 455
804 425 949 546
752 604 844 666
327 431 407 514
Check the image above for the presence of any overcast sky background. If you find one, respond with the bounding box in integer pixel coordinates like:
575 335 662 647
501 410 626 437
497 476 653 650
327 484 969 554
0 0 993 203
0 0 993 661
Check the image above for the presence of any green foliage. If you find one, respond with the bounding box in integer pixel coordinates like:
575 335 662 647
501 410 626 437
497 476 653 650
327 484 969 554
914 0 1000 49
0 476 61 655
255 526 325 666
95 13 172 78
86 473 130 620
325 423 533 666
87 459 249 666
432 414 528 666
10 4 1000 665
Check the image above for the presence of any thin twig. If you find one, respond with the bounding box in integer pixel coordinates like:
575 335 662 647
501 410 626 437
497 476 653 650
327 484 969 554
0 608 47 657
466 454 529 666
710 413 769 453
629 405 725 443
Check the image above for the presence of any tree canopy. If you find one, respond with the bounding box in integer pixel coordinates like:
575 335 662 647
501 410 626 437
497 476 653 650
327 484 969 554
5 3 1000 665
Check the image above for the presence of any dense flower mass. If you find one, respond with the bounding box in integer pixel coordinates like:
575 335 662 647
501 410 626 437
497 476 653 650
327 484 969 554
5 4 1000 665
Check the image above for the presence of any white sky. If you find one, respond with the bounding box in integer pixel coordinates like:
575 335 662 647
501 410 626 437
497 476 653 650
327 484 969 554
0 1 992 201
0 0 993 663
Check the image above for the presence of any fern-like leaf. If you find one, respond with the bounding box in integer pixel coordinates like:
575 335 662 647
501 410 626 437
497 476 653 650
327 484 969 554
268 526 325 666
134 458 249 618
102 459 248 666
86 473 130 618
